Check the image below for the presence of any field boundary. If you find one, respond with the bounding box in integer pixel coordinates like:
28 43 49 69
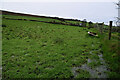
3 17 82 27
1 10 81 22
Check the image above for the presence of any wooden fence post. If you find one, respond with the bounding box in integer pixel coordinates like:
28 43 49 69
94 23 98 29
109 21 113 40
95 23 99 30
89 21 93 28
82 19 87 27
98 23 103 34
82 21 87 27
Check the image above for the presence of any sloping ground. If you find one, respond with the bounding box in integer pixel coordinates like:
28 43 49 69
1 14 120 79
1 10 82 25
2 14 82 27
100 33 120 78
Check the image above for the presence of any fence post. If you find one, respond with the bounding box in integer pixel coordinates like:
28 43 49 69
82 21 87 27
89 21 93 28
102 22 104 32
94 23 97 29
82 19 87 27
98 23 103 34
95 22 99 30
109 21 113 40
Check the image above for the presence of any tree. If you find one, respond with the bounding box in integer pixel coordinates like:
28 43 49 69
116 0 120 27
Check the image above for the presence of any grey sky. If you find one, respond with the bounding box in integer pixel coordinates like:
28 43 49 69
1 0 118 25
2 0 118 2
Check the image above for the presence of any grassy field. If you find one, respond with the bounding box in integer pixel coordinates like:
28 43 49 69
1 14 120 79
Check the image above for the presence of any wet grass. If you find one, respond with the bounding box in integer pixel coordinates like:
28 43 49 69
87 61 101 68
2 14 100 79
2 14 120 78
100 34 120 78
76 69 90 78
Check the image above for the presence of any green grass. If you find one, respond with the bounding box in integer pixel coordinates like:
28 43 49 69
100 33 120 78
2 14 120 78
87 61 101 68
2 14 61 22
76 69 90 78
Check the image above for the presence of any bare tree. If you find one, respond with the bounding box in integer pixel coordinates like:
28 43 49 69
116 0 120 27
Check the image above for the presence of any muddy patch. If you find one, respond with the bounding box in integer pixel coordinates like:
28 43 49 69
71 44 109 78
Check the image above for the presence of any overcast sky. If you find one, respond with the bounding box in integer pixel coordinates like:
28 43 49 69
1 0 118 25
2 0 118 2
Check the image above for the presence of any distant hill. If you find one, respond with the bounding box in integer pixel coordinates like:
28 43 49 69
0 10 81 22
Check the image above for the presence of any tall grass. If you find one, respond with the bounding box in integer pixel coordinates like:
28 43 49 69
100 32 120 78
